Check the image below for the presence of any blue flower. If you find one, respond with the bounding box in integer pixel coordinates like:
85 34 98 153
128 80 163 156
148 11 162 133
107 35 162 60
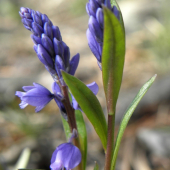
16 82 67 118
15 83 54 112
50 143 81 170
50 130 81 170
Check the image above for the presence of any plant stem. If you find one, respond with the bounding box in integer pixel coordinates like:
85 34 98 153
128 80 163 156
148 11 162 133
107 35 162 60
62 85 77 130
61 85 82 170
104 114 115 170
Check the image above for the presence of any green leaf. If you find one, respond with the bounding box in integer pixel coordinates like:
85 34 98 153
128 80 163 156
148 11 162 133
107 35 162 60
62 71 107 150
62 116 71 140
62 110 87 170
75 110 87 170
102 6 125 115
111 75 157 170
93 162 99 170
110 0 125 32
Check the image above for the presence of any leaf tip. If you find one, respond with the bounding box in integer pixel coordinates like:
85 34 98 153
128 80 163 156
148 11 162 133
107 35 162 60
154 74 157 78
61 70 67 78
151 74 157 82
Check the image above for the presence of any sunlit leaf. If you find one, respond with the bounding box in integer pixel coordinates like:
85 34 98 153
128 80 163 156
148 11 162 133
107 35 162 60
102 7 125 115
111 75 157 170
110 0 125 31
62 71 107 150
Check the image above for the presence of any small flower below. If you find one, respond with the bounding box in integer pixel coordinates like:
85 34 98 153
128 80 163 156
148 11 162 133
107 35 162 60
50 130 81 170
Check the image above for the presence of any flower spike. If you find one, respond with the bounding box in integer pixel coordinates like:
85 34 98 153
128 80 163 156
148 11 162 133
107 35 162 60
86 0 120 66
19 7 79 80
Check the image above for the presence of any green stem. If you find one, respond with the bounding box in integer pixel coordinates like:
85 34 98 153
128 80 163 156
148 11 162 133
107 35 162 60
104 114 115 170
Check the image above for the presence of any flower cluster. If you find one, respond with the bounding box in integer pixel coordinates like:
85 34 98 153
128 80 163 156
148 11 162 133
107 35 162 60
16 5 103 170
19 7 80 81
14 1 155 170
86 0 120 68
16 7 99 118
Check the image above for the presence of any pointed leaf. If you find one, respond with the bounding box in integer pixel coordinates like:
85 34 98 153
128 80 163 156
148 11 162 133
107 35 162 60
62 117 71 140
111 75 157 170
110 0 125 33
102 6 125 115
62 71 107 150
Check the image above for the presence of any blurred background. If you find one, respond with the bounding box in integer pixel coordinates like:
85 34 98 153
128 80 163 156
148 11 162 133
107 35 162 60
0 0 170 169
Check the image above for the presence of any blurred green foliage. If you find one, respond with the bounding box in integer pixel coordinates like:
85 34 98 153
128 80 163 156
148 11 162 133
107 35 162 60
142 1 170 74
0 110 47 137
0 0 21 21
70 0 87 16
152 1 170 74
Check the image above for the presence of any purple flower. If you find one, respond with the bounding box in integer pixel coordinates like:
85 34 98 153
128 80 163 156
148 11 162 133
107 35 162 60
72 82 99 110
19 7 80 81
15 82 67 119
86 0 120 66
50 129 81 170
15 83 54 112
52 82 67 119
50 143 81 170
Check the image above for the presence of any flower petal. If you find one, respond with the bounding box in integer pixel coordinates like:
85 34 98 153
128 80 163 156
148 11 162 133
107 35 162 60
55 55 65 78
87 82 99 95
68 53 80 76
67 145 82 169
37 44 54 68
52 82 62 97
22 85 35 92
88 16 103 43
71 82 99 110
19 101 28 109
20 83 54 111
86 29 101 62
50 143 81 170
72 95 79 110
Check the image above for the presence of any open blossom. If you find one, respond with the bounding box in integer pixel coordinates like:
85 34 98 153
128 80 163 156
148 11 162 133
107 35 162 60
16 81 99 118
15 83 54 112
50 129 81 170
86 0 120 67
19 7 79 81
15 82 66 118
